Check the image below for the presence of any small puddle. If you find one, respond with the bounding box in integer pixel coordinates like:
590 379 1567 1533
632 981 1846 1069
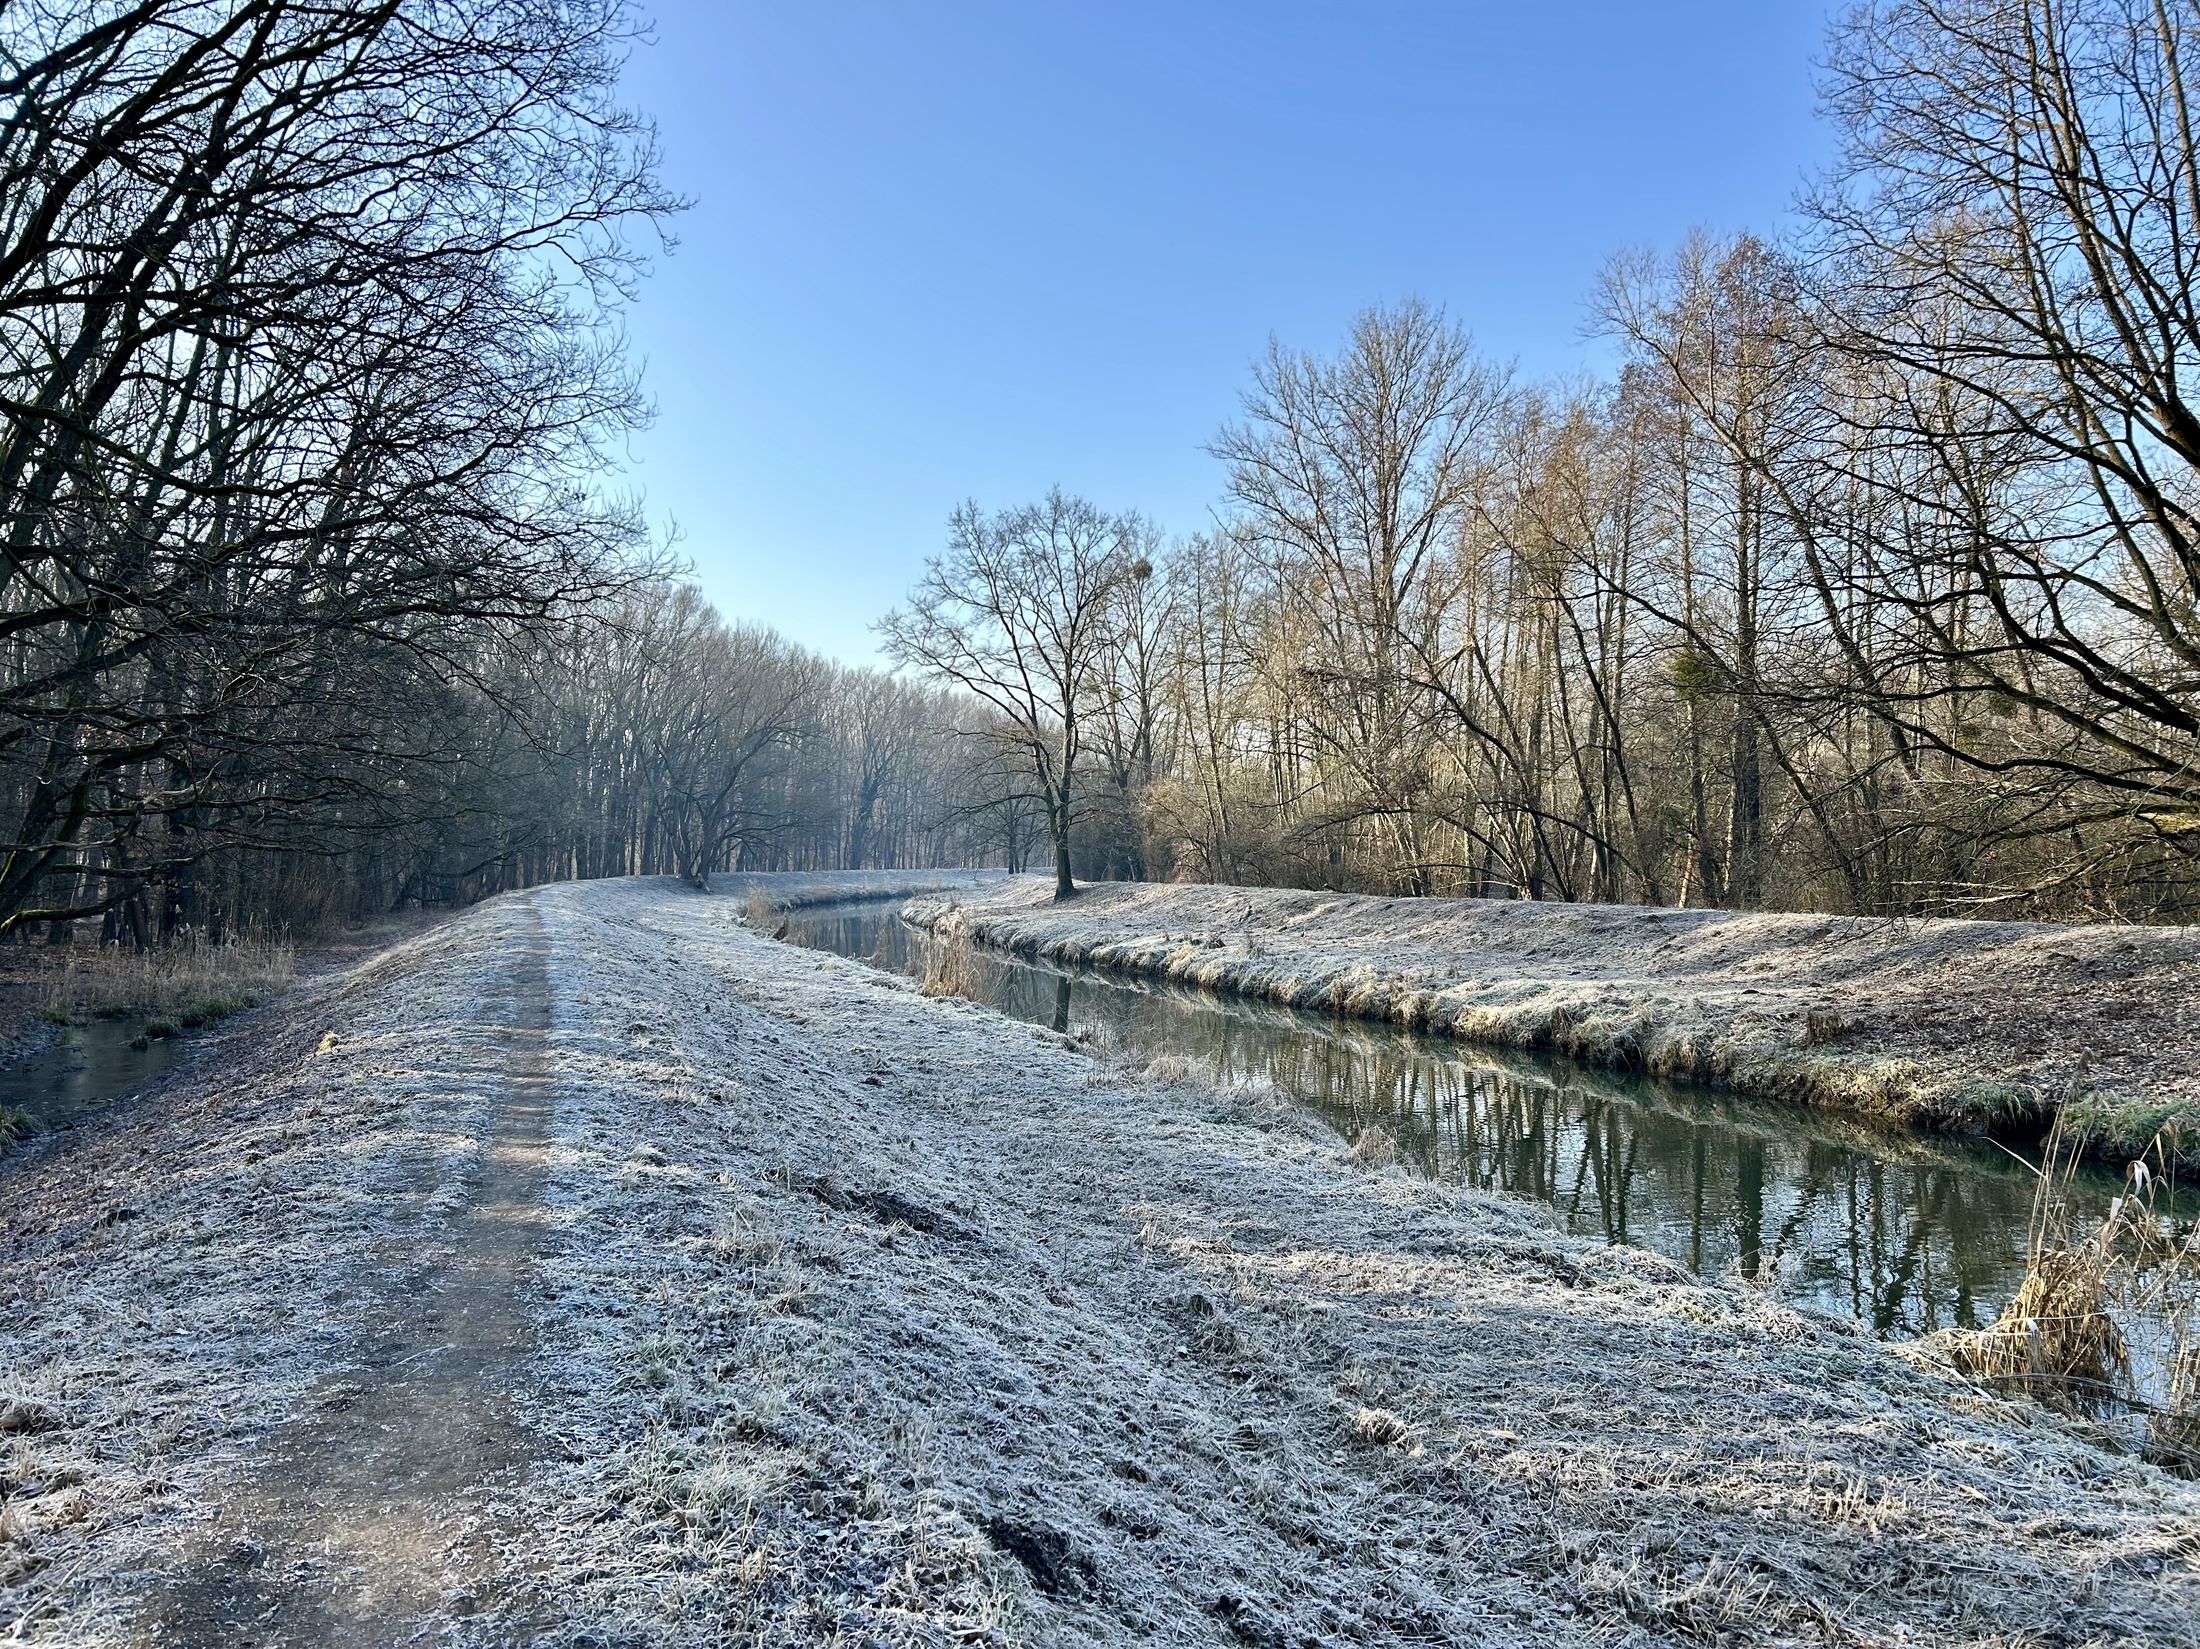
0 1018 188 1136
781 898 2185 1354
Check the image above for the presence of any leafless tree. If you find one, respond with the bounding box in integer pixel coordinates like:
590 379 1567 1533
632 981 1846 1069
881 489 1139 899
1804 0 2200 900
0 0 672 935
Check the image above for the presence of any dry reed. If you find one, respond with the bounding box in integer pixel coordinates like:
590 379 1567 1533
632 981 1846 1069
41 933 295 1027
2151 1345 2200 1469
919 919 980 1000
1949 1117 2199 1457
1951 1119 2129 1404
1350 1126 1399 1168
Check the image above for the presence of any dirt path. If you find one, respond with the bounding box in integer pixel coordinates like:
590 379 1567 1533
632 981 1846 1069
133 912 554 1646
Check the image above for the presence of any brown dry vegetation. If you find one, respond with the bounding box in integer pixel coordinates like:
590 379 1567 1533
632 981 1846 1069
40 935 295 1030
918 919 980 1000
1936 1118 2200 1470
742 885 783 930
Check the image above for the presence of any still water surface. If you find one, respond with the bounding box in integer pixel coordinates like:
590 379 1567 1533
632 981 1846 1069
0 1018 187 1134
783 897 2147 1341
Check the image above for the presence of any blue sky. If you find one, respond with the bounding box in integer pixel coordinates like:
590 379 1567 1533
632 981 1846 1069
616 2 1833 665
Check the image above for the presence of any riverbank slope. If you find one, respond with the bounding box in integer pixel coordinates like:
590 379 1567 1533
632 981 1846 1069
906 877 2200 1162
3 873 2195 1644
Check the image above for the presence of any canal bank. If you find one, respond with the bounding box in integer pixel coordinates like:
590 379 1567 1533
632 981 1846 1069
904 877 2200 1168
779 896 2136 1343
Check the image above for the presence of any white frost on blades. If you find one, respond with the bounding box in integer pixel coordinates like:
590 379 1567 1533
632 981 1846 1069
6 874 2198 1647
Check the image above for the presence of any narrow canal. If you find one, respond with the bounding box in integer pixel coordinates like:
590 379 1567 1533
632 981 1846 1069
0 1019 187 1137
780 896 2160 1346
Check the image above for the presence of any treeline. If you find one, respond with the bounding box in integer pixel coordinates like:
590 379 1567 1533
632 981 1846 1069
0 0 659 940
0 1 1000 944
890 0 2200 920
15 0 2200 937
475 585 1026 898
203 581 1033 928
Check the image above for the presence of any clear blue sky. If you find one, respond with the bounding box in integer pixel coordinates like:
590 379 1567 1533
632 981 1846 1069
616 2 1833 665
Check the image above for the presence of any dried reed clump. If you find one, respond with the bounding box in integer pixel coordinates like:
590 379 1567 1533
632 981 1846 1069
742 887 782 929
1350 1126 1399 1168
1228 1076 1292 1127
1956 1247 2130 1402
1950 1117 2200 1432
2149 1345 2200 1470
41 933 295 1027
919 921 980 1000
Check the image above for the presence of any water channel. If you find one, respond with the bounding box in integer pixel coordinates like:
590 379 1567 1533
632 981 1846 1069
781 896 2171 1347
0 1018 188 1136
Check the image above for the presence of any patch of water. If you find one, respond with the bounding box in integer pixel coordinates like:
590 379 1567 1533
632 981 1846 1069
0 1018 187 1136
782 899 2170 1345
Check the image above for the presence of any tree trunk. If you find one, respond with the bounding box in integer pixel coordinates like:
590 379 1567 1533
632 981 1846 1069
1053 830 1075 900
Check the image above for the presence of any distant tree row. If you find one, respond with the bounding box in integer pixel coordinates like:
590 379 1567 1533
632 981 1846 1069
0 2 1013 943
16 0 2200 936
475 583 1031 898
888 0 2200 919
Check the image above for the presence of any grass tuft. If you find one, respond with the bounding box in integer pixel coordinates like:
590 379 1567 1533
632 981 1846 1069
1348 1406 1412 1446
1946 1115 2198 1454
1955 1247 2130 1401
1798 1008 1861 1047
1950 1119 2128 1406
1350 1125 1399 1168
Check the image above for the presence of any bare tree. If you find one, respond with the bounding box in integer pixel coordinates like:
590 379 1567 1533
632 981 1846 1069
0 0 672 935
1084 518 1175 879
881 490 1137 899
1214 299 1511 893
1798 0 2200 900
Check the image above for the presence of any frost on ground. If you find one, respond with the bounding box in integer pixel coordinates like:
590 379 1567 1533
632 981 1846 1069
708 867 1006 913
4 874 2199 1646
909 876 2200 1162
0 900 541 1642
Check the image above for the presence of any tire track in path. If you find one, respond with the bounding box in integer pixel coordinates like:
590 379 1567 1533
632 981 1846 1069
135 905 555 1646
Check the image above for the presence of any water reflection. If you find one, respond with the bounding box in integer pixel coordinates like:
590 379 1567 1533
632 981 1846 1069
785 900 2139 1339
0 1018 186 1135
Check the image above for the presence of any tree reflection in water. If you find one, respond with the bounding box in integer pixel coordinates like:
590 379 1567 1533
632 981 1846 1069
786 901 2138 1339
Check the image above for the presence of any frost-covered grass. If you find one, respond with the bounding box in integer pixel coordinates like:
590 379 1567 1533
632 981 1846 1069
709 866 1007 915
908 877 2200 1167
517 879 2199 1645
5 875 2198 1645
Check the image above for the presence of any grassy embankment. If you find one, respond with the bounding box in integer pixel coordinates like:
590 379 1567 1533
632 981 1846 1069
886 876 2200 1451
